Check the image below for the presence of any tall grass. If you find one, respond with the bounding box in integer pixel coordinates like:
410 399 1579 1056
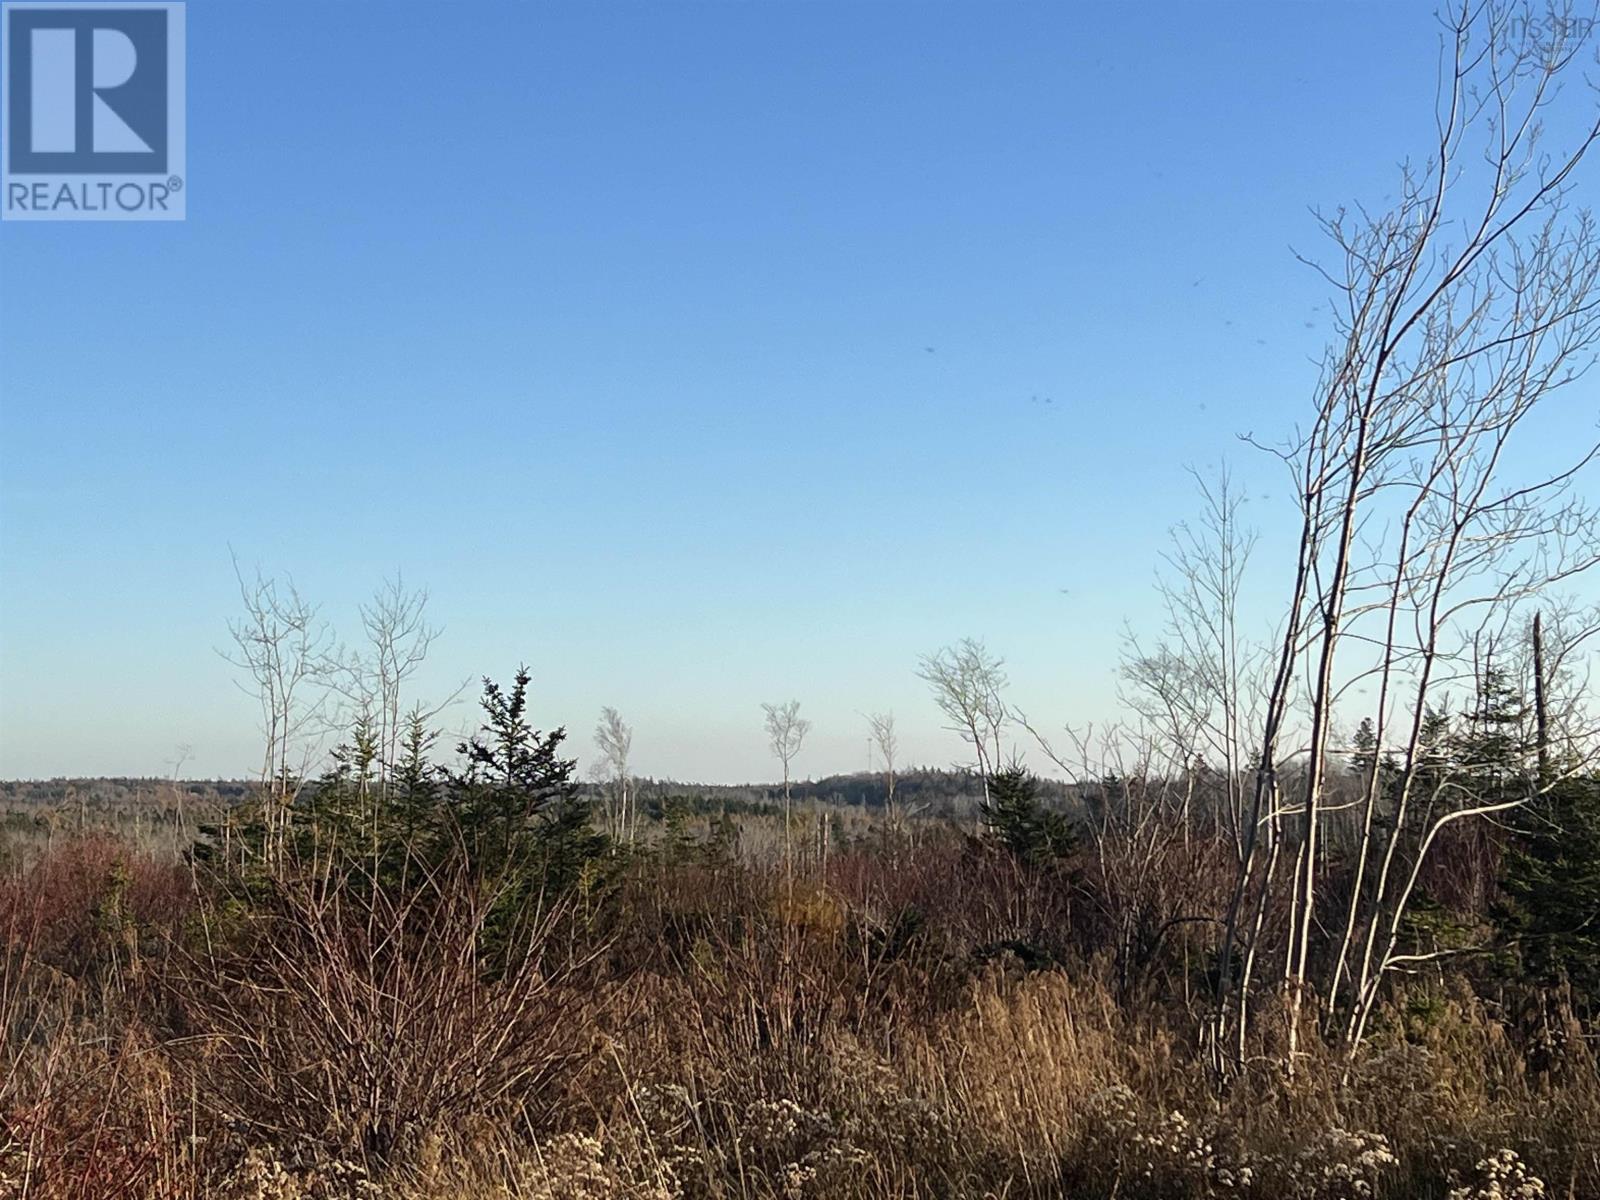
1 830 1596 1199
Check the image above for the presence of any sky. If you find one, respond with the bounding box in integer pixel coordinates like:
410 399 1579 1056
1 0 1596 783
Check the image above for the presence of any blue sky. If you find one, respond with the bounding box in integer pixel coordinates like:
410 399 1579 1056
1 1 1593 782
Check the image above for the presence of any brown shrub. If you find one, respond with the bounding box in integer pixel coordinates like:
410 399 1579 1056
2 832 1598 1199
1 839 193 1200
165 861 611 1171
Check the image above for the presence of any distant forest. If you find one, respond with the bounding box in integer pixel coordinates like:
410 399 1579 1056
0 766 1078 826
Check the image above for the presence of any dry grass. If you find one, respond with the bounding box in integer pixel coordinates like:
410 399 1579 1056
2 833 1597 1199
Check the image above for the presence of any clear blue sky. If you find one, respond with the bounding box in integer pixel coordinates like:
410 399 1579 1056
1 1 1592 781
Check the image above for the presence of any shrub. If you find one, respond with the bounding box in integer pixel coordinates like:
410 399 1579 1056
168 859 607 1170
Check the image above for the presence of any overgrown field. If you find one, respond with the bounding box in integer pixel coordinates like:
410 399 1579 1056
2 816 1596 1200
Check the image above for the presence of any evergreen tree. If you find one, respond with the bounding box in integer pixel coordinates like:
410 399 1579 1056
443 667 607 890
1454 665 1533 799
300 717 373 859
1350 717 1379 777
384 707 441 881
1499 766 1600 1011
1414 706 1455 800
1401 673 1532 931
981 765 1076 867
655 795 698 863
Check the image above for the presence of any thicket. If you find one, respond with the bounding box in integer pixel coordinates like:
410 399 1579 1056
8 5 1600 1195
3 662 1599 1200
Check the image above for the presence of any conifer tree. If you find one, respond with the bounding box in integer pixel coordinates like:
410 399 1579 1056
443 667 606 890
981 765 1076 867
1499 764 1600 1011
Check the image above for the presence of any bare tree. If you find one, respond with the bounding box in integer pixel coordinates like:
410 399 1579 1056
762 700 811 871
166 742 195 843
917 638 1008 803
356 574 441 800
1123 465 1263 853
1211 0 1600 1077
867 711 900 835
222 554 339 869
1514 596 1600 762
1023 718 1226 1003
593 706 635 844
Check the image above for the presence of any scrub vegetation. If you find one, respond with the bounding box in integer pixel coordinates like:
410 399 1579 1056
7 2 1600 1197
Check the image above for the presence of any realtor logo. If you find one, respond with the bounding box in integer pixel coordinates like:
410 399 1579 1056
2 2 185 220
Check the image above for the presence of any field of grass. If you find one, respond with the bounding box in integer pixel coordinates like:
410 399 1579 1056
2 808 1596 1200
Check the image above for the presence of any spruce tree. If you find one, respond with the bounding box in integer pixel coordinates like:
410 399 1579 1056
981 765 1076 867
1499 765 1600 1011
443 667 606 890
1454 666 1533 800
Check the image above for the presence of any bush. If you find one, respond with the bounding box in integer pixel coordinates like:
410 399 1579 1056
167 858 607 1170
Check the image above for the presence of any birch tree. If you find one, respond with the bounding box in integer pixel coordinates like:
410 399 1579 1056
222 556 338 869
593 706 635 844
1123 465 1262 853
918 639 1009 804
357 575 441 799
1211 0 1600 1076
867 711 900 835
762 700 811 871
